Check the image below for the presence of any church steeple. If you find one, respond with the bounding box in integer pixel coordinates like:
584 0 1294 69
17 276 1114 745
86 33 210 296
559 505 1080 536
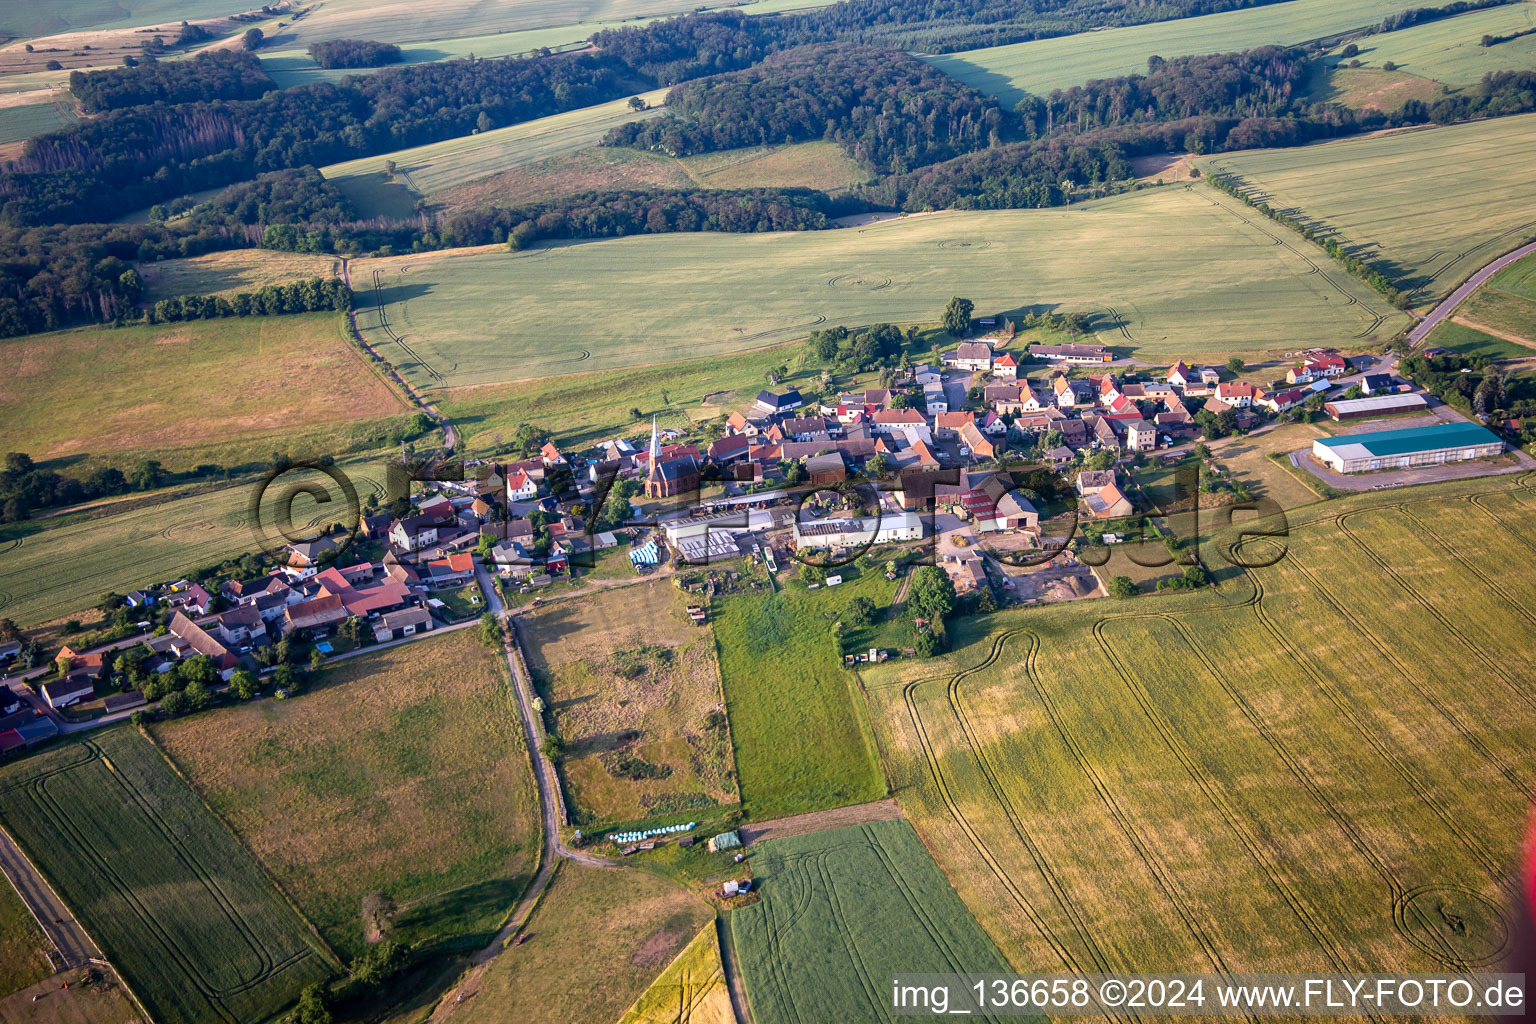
648 415 662 478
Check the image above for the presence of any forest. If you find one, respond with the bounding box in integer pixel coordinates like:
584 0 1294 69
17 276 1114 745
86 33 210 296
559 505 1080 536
604 46 1003 174
69 50 275 113
308 39 405 69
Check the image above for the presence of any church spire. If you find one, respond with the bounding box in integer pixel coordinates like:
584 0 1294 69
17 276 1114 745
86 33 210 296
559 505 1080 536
648 415 662 478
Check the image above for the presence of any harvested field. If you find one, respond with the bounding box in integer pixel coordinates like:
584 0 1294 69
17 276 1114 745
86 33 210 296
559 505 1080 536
733 819 1010 1024
353 185 1403 390
0 729 334 1024
522 583 739 828
1202 114 1536 303
0 314 408 473
857 476 1536 984
137 250 339 301
151 630 541 960
453 861 713 1024
321 89 670 214
617 922 732 1024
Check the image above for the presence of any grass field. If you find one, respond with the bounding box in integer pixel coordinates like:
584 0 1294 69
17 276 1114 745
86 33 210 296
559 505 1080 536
430 140 872 214
150 630 540 960
454 861 713 1024
352 185 1404 391
0 457 393 627
1451 251 1536 346
1314 66 1448 112
617 922 732 1024
0 729 334 1024
922 0 1417 104
0 0 251 41
712 572 889 820
0 313 410 475
0 879 48 998
0 95 76 145
1424 319 1533 359
1202 114 1536 304
858 475 1536 981
734 819 1011 1024
322 90 670 215
522 583 739 828
137 251 340 301
1325 1 1536 89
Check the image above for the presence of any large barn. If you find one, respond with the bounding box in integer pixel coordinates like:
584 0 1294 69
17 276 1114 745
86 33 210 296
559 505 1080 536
1312 422 1504 473
1323 393 1428 420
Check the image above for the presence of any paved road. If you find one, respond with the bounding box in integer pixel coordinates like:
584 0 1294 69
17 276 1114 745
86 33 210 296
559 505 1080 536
0 826 101 969
1407 239 1536 348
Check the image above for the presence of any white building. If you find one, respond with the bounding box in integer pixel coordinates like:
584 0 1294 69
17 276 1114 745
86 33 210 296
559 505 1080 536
792 512 924 550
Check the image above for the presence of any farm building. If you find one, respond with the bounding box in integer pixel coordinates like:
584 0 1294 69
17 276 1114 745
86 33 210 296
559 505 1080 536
1312 422 1504 473
793 512 924 550
663 509 775 563
1031 343 1111 364
1324 393 1428 421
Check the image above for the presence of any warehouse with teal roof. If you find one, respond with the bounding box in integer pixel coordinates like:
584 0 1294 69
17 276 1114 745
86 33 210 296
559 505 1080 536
1312 421 1504 473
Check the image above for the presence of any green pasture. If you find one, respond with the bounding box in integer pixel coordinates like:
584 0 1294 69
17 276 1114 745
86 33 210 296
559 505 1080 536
1488 249 1536 301
1202 113 1536 303
1323 1 1536 89
0 876 49 997
0 95 76 145
1424 320 1532 359
0 729 334 1024
921 0 1416 104
858 477 1536 978
0 458 393 627
733 819 1012 1024
352 186 1403 391
322 89 669 211
711 573 889 820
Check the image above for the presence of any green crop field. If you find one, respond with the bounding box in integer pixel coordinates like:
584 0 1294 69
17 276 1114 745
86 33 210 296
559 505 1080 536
1445 251 1536 346
351 185 1404 391
0 313 410 475
0 95 76 145
322 89 669 215
0 457 393 627
712 572 889 820
1202 114 1536 304
733 819 1011 1024
151 630 540 960
0 729 335 1024
922 0 1415 104
1325 1 1536 90
137 250 340 301
858 476 1536 980
1424 319 1532 359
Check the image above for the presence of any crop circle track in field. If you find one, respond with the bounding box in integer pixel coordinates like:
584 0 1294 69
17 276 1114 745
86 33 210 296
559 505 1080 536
826 274 892 290
935 239 990 251
1397 886 1508 968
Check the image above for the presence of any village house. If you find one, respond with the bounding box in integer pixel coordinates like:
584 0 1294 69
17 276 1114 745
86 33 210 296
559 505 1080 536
285 536 339 570
1167 361 1194 389
41 676 96 710
506 470 538 502
283 595 348 639
167 612 242 680
872 408 926 435
783 415 833 442
1126 419 1158 451
209 603 267 646
952 341 994 372
1214 381 1259 408
389 515 440 552
958 420 996 460
923 382 948 416
164 582 214 616
992 353 1018 379
754 388 804 415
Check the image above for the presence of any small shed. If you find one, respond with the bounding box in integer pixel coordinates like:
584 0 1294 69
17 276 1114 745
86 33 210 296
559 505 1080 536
707 831 743 853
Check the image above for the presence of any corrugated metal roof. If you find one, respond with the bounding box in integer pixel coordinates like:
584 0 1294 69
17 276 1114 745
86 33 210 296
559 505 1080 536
1314 421 1499 456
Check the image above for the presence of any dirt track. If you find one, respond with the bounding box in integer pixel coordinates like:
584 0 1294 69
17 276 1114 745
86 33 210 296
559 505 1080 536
739 798 902 846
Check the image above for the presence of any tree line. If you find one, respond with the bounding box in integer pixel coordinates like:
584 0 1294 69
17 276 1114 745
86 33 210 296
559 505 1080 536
604 46 1004 175
69 50 275 113
148 277 352 324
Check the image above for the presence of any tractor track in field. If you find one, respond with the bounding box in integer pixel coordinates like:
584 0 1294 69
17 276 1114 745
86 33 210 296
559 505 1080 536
1238 559 1513 911
1092 617 1375 993
899 632 1136 1013
1148 609 1493 974
1009 631 1244 992
1280 525 1534 805
1334 506 1536 714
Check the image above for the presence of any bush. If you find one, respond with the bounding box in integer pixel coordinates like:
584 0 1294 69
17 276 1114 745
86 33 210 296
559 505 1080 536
1108 575 1138 599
